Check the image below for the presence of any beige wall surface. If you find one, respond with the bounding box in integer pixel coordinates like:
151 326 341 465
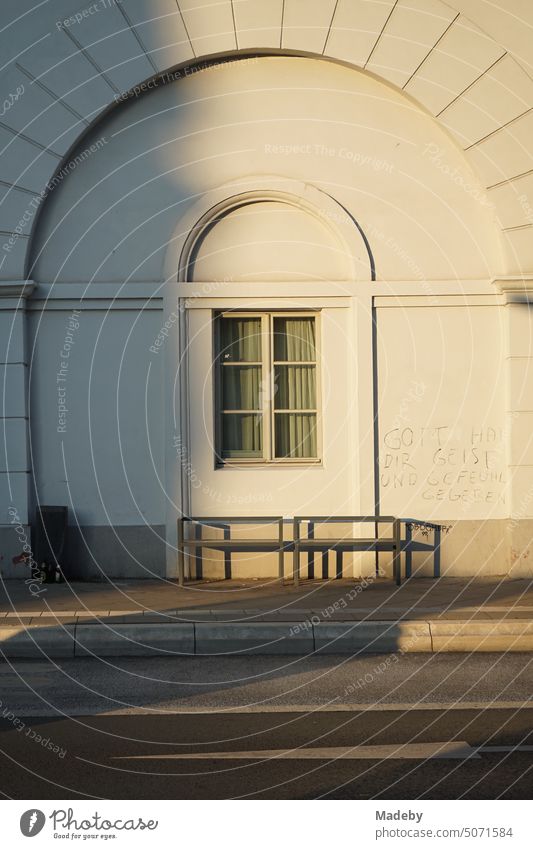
1 0 532 280
29 57 502 284
377 304 507 522
1 5 532 579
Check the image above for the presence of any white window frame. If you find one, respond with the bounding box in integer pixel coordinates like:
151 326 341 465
214 310 322 466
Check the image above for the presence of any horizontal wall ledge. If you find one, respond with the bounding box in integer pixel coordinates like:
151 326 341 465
27 300 164 312
177 280 498 299
374 295 504 307
0 281 35 299
496 277 533 292
182 297 352 310
177 281 358 300
25 280 504 302
30 281 164 300
16 279 513 308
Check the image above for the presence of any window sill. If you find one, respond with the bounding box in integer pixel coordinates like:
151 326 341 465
215 460 323 469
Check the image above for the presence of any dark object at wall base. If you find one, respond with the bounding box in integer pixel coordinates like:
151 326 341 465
33 506 68 582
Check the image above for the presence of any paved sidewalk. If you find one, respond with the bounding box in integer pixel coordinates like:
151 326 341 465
1 577 532 656
1 577 533 622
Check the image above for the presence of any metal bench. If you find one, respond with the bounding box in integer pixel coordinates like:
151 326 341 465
177 515 443 586
177 516 290 586
293 516 442 587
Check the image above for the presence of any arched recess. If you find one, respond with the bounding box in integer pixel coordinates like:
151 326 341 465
165 178 374 285
164 174 375 574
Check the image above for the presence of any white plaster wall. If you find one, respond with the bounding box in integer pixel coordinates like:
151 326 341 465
29 56 503 284
28 306 165 527
19 53 522 580
377 303 507 522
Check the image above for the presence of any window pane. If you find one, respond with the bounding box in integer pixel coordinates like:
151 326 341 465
273 317 316 361
275 413 317 458
223 365 261 410
220 317 261 362
274 365 316 410
222 413 263 458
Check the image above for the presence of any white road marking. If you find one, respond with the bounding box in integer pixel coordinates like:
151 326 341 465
4 703 533 718
99 702 533 715
113 741 478 761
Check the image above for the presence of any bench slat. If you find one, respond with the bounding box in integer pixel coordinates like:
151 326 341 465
183 540 286 551
183 539 434 551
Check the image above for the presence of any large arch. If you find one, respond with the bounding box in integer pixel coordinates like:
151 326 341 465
26 54 502 283
0 0 532 282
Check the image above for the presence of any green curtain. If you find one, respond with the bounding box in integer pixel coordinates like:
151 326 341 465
221 318 261 361
275 414 317 458
223 414 262 457
274 318 317 456
275 365 316 410
223 365 261 410
274 317 316 361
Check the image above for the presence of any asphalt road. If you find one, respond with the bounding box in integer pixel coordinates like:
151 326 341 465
1 652 532 714
0 654 532 799
1 709 533 799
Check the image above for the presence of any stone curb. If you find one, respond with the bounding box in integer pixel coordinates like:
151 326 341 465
75 624 194 657
0 625 76 658
314 621 432 654
1 619 533 657
429 620 533 652
195 622 314 655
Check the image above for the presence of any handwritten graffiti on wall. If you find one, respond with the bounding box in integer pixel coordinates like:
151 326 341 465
380 425 506 505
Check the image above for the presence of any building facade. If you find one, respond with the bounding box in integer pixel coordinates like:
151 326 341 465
1 0 533 580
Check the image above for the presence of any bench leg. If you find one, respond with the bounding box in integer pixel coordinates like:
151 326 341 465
307 522 315 580
393 519 401 586
394 548 401 586
434 526 441 578
292 519 299 586
293 546 300 587
194 524 203 580
177 519 185 587
224 527 231 579
405 522 412 579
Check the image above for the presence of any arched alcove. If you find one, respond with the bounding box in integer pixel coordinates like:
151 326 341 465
185 198 350 282
174 182 374 284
